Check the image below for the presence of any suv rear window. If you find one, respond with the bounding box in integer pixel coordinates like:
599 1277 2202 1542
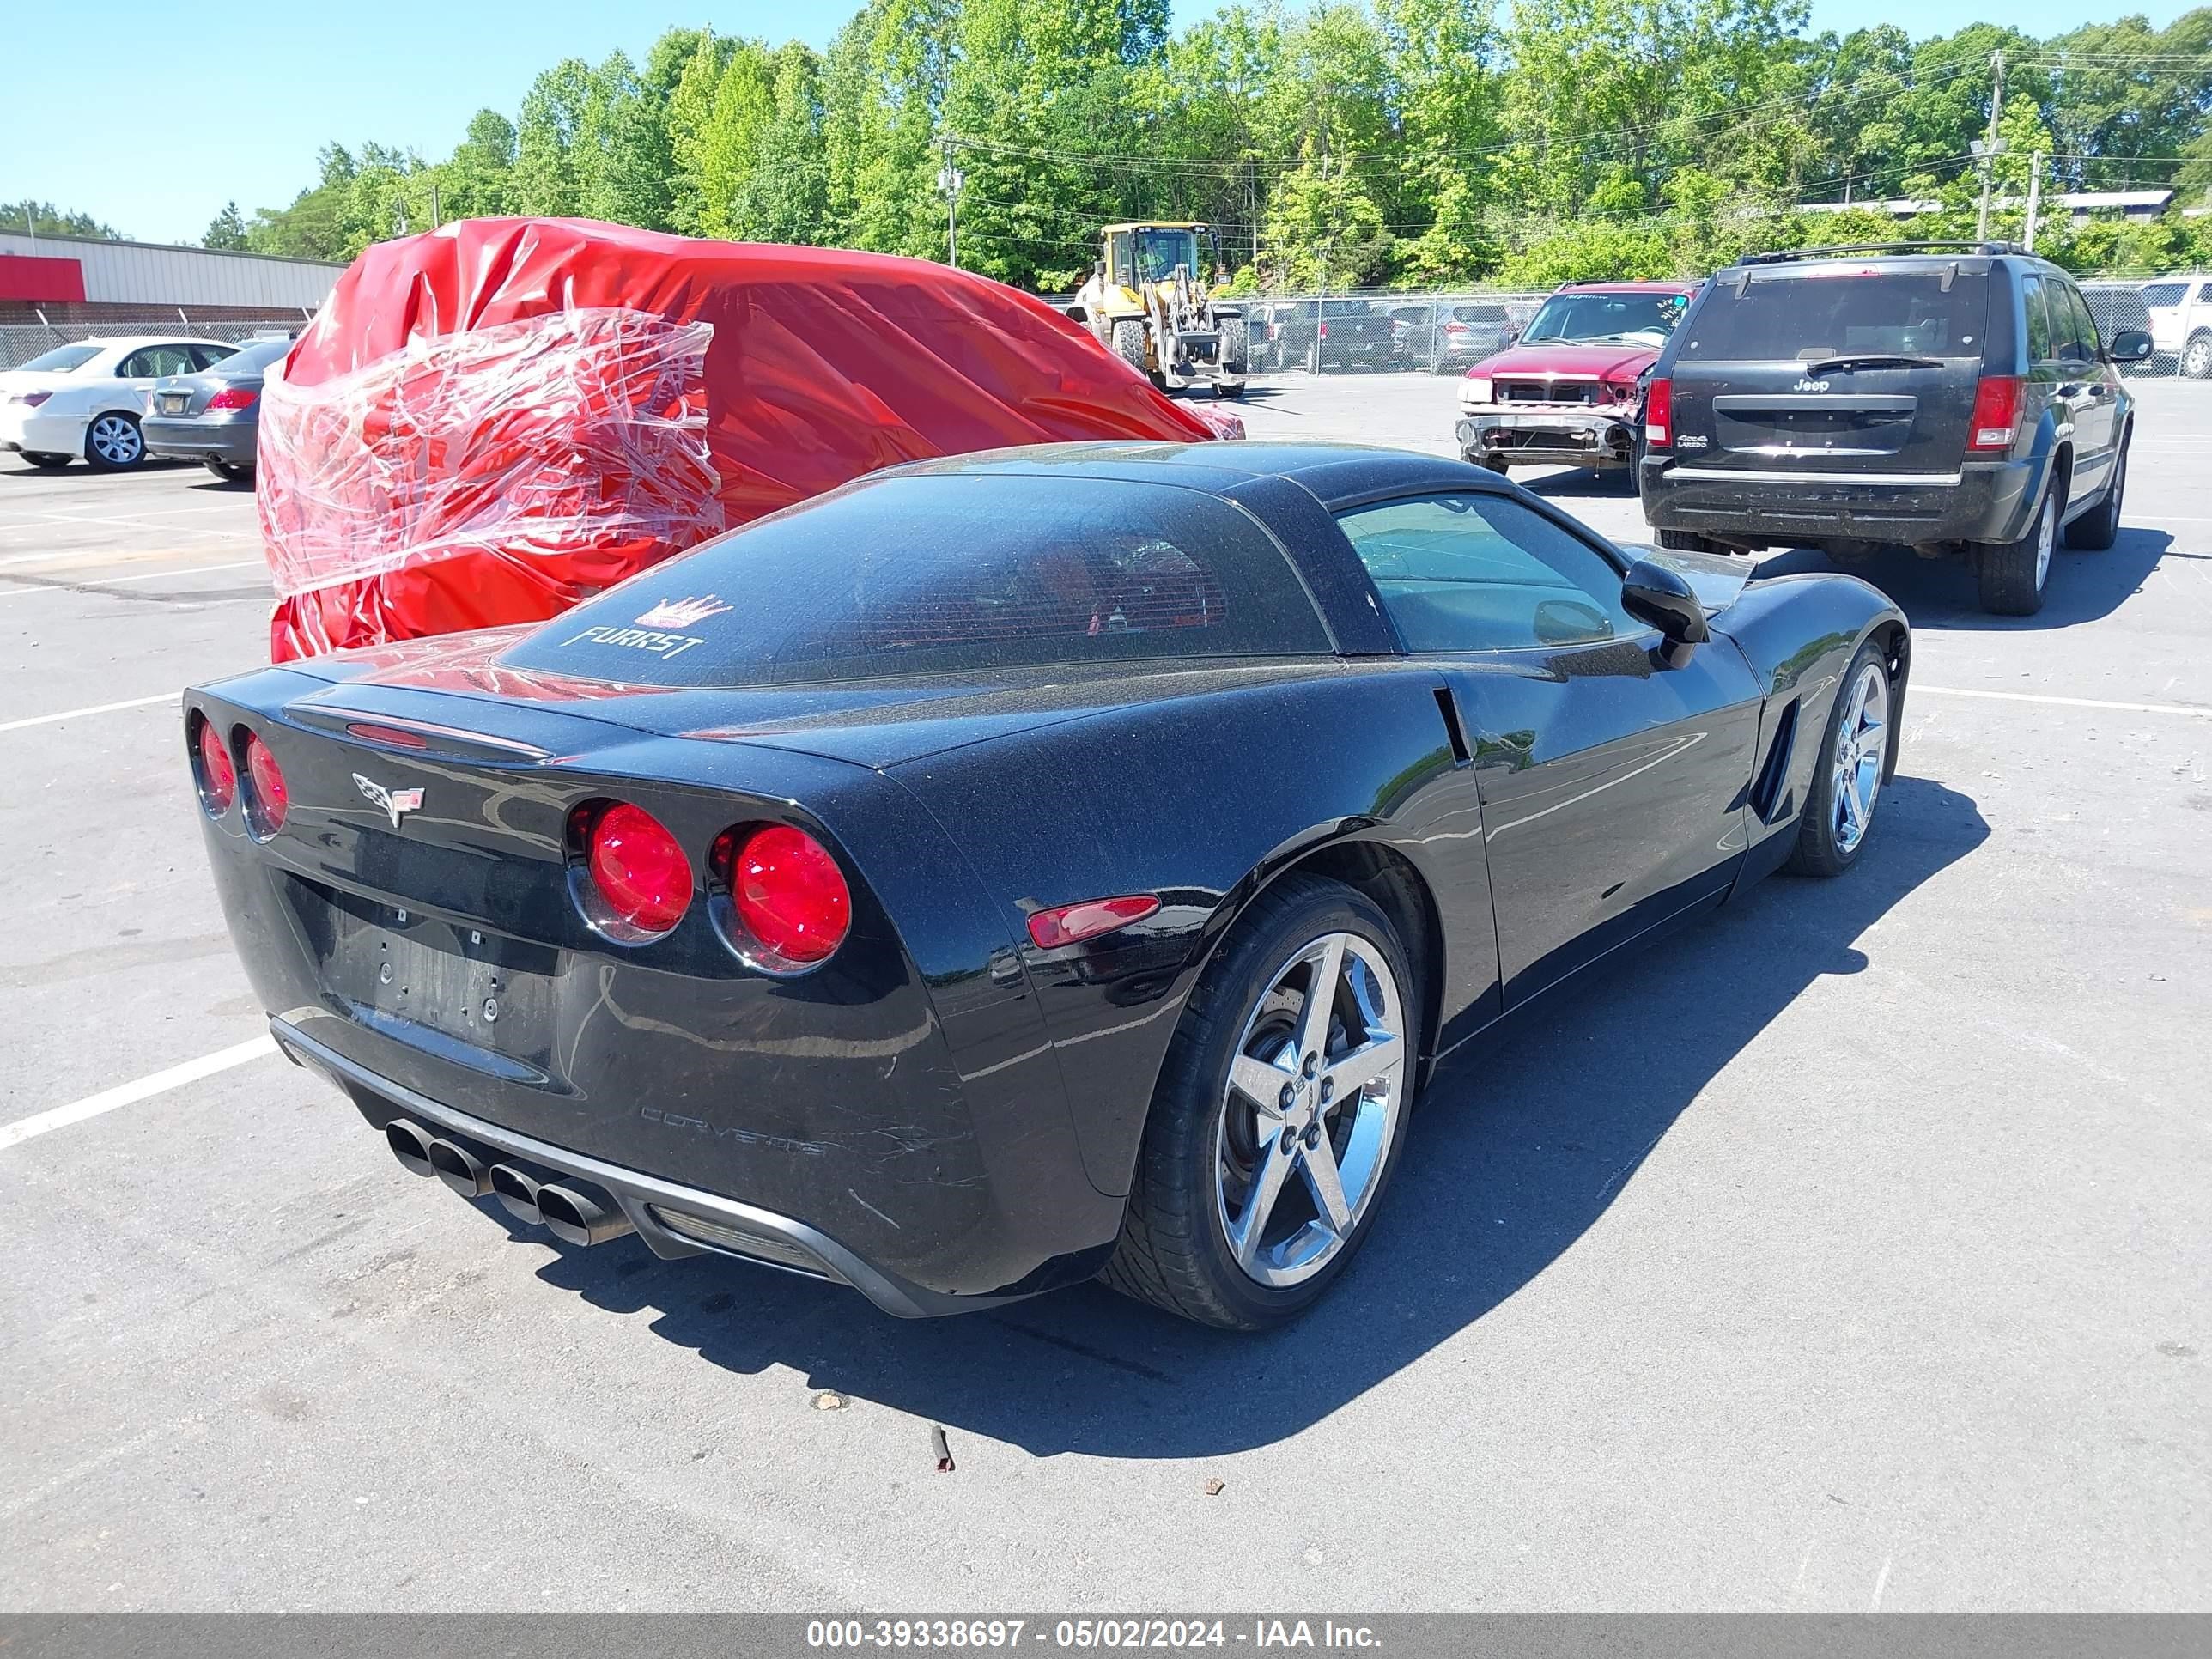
501 473 1333 686
1680 269 1990 361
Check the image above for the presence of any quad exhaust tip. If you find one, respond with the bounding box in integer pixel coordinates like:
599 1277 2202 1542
489 1163 544 1225
386 1120 631 1248
538 1182 635 1248
385 1119 436 1179
427 1137 493 1198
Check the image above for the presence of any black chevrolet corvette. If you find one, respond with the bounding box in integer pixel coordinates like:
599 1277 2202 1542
189 442 1907 1330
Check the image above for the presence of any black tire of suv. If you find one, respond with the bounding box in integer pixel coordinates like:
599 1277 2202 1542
2063 437 2126 552
1100 873 1419 1332
1978 486 2057 617
2182 332 2212 380
1785 639 1890 878
1656 527 1717 553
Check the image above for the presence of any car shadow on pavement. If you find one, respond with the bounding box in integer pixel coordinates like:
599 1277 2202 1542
1754 528 2172 633
512 775 1987 1459
1520 469 1639 501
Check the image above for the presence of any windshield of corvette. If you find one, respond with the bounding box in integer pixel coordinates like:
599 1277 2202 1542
501 472 1333 685
1520 292 1687 346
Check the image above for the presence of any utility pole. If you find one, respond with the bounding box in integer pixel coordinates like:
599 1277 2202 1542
1977 49 2005 240
429 181 442 231
936 137 965 270
2023 152 2044 251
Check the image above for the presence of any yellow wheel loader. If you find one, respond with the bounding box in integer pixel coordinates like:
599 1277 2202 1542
1068 223 1248 398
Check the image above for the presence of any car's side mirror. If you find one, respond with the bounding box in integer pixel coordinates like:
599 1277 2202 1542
1621 558 1709 662
2108 329 2154 365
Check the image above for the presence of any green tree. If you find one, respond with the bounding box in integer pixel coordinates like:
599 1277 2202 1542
731 45 832 241
202 202 249 250
3 201 125 239
245 144 356 260
511 59 594 216
442 110 518 219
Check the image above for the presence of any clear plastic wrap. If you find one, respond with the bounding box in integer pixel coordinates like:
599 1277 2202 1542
258 218 1227 662
260 307 718 659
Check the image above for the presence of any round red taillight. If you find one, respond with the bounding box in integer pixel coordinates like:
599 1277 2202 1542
586 803 692 939
243 732 288 836
194 718 235 816
722 824 851 969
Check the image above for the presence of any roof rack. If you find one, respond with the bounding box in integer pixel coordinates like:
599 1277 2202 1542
1738 241 2024 265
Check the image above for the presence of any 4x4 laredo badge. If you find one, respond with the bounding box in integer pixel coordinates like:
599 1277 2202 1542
355 774 426 829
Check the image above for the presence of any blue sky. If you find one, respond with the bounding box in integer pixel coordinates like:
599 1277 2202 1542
9 0 2197 246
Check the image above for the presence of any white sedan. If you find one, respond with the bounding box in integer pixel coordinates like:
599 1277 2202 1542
0 337 240 471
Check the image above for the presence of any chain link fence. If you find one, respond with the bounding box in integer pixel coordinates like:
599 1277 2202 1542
0 310 316 371
1220 282 2189 379
1230 290 1551 376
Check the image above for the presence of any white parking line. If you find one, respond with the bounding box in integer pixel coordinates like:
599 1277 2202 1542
1917 684 2212 718
0 558 266 601
0 512 251 544
0 1037 277 1152
0 693 175 733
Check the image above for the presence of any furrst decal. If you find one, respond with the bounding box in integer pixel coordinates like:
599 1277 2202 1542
562 623 711 660
354 773 426 829
562 595 733 660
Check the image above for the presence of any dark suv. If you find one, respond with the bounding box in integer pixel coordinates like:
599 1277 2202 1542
1638 244 2154 615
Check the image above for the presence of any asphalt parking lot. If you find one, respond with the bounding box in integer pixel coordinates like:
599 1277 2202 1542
3 377 2207 1613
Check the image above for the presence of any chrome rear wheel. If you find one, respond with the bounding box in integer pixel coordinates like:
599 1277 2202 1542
1214 931 1407 1288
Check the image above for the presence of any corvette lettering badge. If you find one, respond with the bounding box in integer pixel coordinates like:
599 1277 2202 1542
355 773 426 829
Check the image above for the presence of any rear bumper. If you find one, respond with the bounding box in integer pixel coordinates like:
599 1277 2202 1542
273 1017 1055 1317
0 409 85 455
1458 409 1638 468
144 416 256 465
1639 454 2043 547
198 756 1124 1318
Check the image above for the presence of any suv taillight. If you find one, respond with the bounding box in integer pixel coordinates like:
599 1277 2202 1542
1967 375 2025 452
1644 377 1674 447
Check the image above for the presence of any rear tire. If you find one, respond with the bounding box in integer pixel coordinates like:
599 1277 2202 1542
2182 332 2212 380
1978 486 2057 616
2063 440 2125 551
204 459 252 483
83 412 145 471
1102 873 1419 1332
1656 527 1716 553
1110 319 1150 381
1786 641 1891 878
1217 317 1248 380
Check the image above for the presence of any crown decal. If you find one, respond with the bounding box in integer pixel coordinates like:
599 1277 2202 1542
635 594 733 629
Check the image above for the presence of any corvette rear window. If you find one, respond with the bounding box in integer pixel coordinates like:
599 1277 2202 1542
1681 270 1990 361
500 472 1331 685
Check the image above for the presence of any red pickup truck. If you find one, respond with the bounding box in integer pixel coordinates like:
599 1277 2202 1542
1454 281 1697 481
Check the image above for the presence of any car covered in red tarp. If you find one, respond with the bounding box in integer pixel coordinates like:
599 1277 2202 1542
257 218 1233 661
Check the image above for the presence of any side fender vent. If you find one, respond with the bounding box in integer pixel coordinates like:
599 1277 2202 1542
1751 698 1800 824
1432 686 1473 766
